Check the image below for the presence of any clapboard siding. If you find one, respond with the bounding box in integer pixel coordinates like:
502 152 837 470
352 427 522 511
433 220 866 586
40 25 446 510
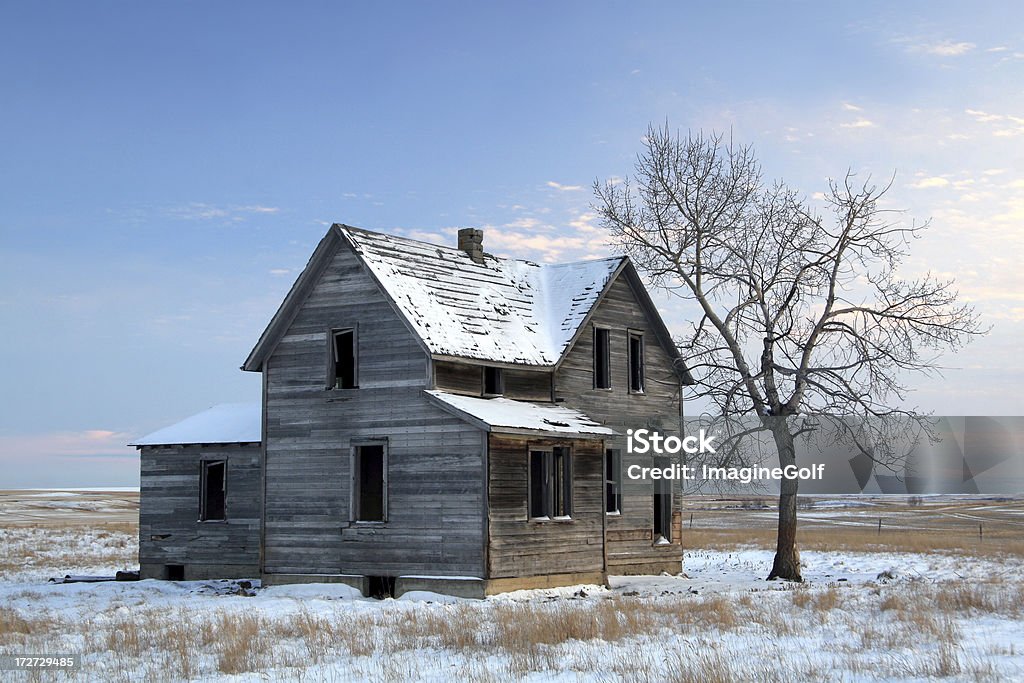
486 434 604 579
139 443 260 578
263 243 486 578
435 361 552 401
555 275 684 572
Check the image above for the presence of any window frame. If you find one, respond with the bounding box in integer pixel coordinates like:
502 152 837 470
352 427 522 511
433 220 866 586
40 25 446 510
627 329 646 394
593 326 612 390
527 445 573 521
199 459 227 522
605 448 622 515
327 326 359 390
350 440 388 523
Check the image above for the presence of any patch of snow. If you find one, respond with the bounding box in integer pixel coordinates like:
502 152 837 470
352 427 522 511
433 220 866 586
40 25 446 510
259 583 364 600
396 590 467 603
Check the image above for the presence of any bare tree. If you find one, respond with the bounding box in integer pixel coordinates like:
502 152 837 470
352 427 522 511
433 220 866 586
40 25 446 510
594 125 986 581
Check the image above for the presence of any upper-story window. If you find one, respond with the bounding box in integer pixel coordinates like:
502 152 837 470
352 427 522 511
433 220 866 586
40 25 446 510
483 366 504 396
330 328 358 389
594 327 611 389
628 331 645 393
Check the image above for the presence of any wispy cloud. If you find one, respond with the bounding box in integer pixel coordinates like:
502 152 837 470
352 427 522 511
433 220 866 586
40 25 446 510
841 102 863 112
546 181 583 192
916 40 976 56
909 176 951 189
840 119 875 129
167 203 280 222
965 108 1024 136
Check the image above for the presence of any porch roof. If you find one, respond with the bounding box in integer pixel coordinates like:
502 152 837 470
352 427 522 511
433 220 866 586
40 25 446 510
424 390 615 439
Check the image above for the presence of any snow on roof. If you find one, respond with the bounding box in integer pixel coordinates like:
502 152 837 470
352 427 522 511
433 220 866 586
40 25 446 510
129 403 261 447
341 226 623 365
425 390 615 437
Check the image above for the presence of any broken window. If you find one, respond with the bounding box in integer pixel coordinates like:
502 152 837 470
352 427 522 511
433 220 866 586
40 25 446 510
199 460 226 521
594 327 611 389
528 446 572 519
483 366 503 395
605 448 622 514
653 457 672 542
331 328 357 389
628 331 645 393
353 443 386 522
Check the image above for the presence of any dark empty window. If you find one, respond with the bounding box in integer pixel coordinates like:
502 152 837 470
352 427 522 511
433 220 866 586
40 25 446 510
484 367 503 395
528 447 572 519
605 449 622 514
653 457 672 542
354 444 386 522
594 328 611 389
331 329 357 389
200 460 226 521
628 331 645 393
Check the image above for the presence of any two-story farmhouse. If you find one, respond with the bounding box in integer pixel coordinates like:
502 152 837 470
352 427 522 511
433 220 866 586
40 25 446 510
132 224 693 597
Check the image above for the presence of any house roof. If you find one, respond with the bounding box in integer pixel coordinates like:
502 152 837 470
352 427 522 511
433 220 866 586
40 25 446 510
243 224 692 382
129 403 261 447
425 390 616 439
341 226 623 365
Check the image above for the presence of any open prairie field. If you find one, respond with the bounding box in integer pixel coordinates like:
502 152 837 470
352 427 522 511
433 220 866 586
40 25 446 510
1 491 1022 682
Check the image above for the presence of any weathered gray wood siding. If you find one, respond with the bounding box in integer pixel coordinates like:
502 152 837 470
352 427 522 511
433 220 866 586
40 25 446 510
434 360 552 401
486 434 604 579
139 443 260 579
263 243 485 578
554 275 684 573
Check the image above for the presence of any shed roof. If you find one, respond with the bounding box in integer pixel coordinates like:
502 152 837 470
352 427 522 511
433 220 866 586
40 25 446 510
425 390 615 438
129 403 261 447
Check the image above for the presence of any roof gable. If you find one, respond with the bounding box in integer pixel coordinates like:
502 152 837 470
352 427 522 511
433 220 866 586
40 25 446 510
243 224 691 382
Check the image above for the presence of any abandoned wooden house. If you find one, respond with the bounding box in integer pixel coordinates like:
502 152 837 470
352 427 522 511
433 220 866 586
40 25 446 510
132 224 693 597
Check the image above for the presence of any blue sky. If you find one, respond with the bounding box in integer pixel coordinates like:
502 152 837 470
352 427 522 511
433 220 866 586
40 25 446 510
2 2 1023 486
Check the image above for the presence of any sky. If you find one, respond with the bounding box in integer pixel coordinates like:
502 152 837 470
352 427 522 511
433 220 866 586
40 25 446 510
2 2 1023 486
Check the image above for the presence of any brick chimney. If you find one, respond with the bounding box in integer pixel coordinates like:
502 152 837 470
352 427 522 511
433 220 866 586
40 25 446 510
457 228 484 264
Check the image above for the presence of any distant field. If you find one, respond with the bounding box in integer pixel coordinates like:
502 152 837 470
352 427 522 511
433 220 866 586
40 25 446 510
680 494 1024 557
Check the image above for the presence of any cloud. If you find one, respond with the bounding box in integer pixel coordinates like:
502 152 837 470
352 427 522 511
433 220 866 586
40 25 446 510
909 176 951 189
269 268 291 276
167 203 281 222
546 181 583 192
841 102 863 112
919 40 976 56
840 119 875 129
0 429 135 460
965 109 1024 136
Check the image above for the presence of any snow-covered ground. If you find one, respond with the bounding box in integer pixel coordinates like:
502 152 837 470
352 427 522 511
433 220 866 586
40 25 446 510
2 544 1022 681
2 493 1023 681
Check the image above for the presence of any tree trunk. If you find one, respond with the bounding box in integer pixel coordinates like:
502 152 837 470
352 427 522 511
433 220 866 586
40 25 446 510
767 420 802 581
